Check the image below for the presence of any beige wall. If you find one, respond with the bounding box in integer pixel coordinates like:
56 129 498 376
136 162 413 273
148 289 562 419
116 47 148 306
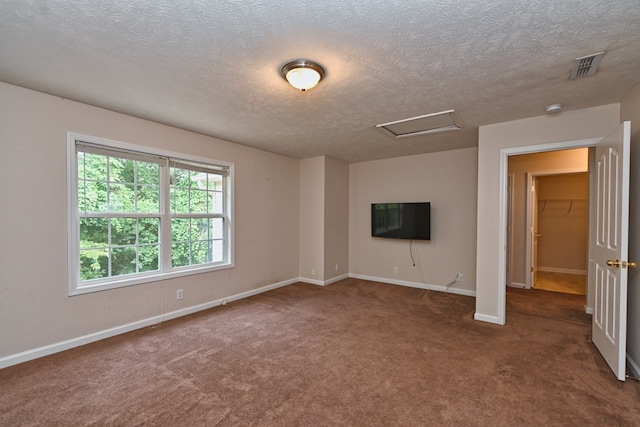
621 80 640 373
298 156 350 283
349 148 478 294
299 157 325 281
0 82 300 360
507 150 588 285
476 104 620 324
536 173 589 272
323 157 349 281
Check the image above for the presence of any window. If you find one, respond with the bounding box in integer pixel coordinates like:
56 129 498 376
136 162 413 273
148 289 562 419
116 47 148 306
68 133 233 295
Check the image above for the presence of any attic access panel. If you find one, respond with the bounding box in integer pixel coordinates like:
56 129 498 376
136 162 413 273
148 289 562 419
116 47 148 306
376 109 461 139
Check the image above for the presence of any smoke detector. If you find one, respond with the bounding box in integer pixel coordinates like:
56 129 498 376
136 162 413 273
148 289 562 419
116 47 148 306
570 52 605 80
545 104 563 114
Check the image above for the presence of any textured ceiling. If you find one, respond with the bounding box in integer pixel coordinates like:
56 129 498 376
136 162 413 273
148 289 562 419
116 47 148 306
1 0 639 163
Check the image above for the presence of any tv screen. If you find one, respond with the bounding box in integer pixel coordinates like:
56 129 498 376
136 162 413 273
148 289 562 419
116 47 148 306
371 202 431 240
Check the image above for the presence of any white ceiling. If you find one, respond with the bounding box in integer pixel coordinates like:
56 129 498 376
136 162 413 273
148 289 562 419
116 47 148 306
1 0 639 163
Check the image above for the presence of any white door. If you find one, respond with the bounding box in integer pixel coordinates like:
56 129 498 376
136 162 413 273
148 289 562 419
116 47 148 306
592 121 632 381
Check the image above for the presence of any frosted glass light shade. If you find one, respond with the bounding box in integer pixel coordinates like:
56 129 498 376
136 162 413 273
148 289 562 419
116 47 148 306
286 68 321 91
281 60 325 91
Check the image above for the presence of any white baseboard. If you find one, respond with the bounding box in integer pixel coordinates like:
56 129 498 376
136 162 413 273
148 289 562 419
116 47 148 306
348 273 476 297
299 277 325 286
299 273 349 287
0 277 299 370
474 312 504 325
325 274 349 285
627 354 640 379
538 267 586 275
508 282 526 289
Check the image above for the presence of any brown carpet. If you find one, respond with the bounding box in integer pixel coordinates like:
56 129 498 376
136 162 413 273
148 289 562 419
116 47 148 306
1 279 640 426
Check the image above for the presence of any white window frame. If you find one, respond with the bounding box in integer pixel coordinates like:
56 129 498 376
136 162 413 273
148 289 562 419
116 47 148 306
67 132 234 296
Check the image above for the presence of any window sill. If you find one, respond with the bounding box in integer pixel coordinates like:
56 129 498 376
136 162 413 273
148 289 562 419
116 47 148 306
68 262 234 296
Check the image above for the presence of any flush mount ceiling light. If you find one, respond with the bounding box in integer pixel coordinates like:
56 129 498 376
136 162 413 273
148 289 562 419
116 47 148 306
280 59 325 91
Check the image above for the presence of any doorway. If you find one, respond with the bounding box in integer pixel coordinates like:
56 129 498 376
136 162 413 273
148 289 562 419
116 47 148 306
489 122 632 380
506 148 589 299
532 172 588 295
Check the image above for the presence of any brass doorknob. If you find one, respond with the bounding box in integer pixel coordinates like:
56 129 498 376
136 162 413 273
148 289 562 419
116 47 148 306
606 260 638 268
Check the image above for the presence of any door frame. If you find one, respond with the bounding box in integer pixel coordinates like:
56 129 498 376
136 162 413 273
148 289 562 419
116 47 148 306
498 137 602 324
506 173 515 288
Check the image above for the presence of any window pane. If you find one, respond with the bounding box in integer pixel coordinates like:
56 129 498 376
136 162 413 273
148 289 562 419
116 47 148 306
172 243 190 268
171 188 189 214
78 152 107 181
191 241 211 264
136 162 159 185
188 170 199 189
171 218 190 242
139 218 159 244
111 218 137 246
212 240 224 263
171 168 190 189
191 218 210 241
109 157 135 184
139 245 159 273
197 173 223 191
189 189 210 213
112 247 137 276
80 248 109 280
212 191 223 214
136 185 160 213
80 217 108 248
212 218 224 239
108 183 135 212
81 181 108 212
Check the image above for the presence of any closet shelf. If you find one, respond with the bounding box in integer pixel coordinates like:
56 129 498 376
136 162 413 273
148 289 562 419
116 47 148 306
538 198 587 214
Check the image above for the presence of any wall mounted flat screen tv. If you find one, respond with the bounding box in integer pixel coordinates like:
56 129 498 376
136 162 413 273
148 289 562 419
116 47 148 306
371 202 431 240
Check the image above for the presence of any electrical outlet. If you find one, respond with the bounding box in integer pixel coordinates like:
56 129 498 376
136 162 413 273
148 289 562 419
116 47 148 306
393 266 398 274
311 268 316 276
456 272 464 282
176 289 184 300
335 263 339 271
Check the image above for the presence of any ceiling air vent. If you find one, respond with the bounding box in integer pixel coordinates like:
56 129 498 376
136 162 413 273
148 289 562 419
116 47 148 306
376 109 461 139
570 52 605 80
